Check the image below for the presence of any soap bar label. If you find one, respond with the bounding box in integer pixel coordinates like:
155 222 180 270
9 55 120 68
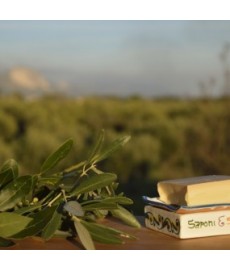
145 205 230 238
188 214 230 229
188 219 216 229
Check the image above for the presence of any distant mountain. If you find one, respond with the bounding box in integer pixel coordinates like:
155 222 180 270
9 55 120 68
0 66 53 97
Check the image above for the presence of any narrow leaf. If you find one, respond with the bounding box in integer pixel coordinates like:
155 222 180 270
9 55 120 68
110 205 141 228
87 129 104 163
0 212 32 238
86 229 123 244
0 175 33 211
81 221 124 244
11 206 58 239
41 205 63 240
102 196 133 205
40 139 73 174
64 201 84 216
82 202 118 211
91 166 104 175
82 219 135 237
74 219 95 250
37 177 61 188
14 203 42 215
0 168 14 188
80 196 132 208
70 173 117 197
1 159 19 179
93 135 131 163
0 159 19 188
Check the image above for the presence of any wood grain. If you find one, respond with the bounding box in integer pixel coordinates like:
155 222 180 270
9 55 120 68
1 217 230 250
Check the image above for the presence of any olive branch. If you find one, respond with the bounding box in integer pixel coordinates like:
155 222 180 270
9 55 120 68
0 130 140 249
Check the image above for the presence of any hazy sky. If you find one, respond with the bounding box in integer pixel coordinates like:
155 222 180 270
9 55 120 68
0 20 230 97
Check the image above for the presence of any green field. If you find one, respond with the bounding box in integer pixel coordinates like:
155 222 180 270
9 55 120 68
1 94 230 214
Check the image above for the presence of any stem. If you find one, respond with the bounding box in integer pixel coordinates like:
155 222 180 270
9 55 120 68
63 161 86 174
40 189 57 204
106 186 112 196
61 189 67 202
48 192 62 207
80 163 96 177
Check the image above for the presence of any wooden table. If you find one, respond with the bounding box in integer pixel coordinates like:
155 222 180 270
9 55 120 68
2 217 230 250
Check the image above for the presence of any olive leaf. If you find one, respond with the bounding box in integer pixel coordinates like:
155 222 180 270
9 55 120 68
14 204 42 215
81 220 128 244
1 159 19 179
102 196 133 205
0 169 14 189
74 218 95 250
82 202 118 211
41 205 63 240
11 205 59 239
92 135 131 163
0 175 33 211
0 159 19 188
40 138 73 174
80 195 133 207
0 212 32 238
37 176 61 188
110 205 141 228
86 129 105 164
70 173 117 197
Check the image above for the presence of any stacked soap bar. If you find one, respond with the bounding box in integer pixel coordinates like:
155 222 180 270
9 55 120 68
144 175 230 239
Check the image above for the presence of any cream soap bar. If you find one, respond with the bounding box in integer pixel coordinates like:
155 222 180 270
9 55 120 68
157 175 230 206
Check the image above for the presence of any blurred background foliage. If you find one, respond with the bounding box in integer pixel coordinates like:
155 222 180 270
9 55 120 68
0 93 230 214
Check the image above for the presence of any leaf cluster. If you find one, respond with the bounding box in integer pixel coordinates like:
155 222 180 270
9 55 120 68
0 130 140 249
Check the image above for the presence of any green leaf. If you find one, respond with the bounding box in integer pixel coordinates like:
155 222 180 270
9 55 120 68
14 204 42 215
93 209 108 219
110 205 141 228
41 205 63 240
1 159 19 178
74 218 95 250
87 129 104 163
0 237 15 247
93 135 131 163
0 168 14 189
11 205 58 239
102 196 133 205
40 139 73 174
0 159 19 188
0 212 32 238
70 173 117 197
63 201 84 216
81 220 124 244
0 175 33 211
81 195 132 207
82 202 118 211
37 176 61 188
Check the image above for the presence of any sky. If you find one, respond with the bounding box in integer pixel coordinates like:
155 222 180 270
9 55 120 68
0 20 230 97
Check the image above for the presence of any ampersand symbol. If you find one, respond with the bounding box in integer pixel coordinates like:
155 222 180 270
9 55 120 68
218 215 225 227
